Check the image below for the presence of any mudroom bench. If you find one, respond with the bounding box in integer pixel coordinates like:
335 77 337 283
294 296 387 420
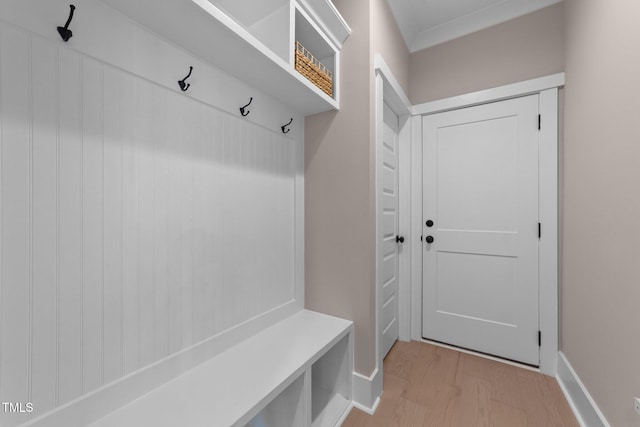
88 310 353 427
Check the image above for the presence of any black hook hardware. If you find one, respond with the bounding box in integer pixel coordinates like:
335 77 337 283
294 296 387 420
239 97 253 117
281 118 293 134
178 66 193 92
57 4 76 42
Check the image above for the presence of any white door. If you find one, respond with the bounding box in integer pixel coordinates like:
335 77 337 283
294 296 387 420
422 95 540 365
381 102 401 358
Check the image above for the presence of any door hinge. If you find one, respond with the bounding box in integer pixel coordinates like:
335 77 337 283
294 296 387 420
538 114 541 130
538 330 542 347
538 222 541 239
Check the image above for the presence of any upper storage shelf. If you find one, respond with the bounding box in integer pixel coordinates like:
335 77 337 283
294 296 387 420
99 0 350 115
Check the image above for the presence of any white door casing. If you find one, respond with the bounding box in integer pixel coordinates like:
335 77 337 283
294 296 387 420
381 102 401 358
422 94 540 366
371 59 412 410
408 74 561 375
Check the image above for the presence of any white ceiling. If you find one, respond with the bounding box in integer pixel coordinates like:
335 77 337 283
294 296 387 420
387 0 563 53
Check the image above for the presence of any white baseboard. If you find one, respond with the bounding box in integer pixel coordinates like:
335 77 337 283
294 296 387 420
336 403 354 426
351 369 382 414
557 352 611 427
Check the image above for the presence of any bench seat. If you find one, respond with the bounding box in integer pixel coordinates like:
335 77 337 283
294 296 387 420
89 309 353 427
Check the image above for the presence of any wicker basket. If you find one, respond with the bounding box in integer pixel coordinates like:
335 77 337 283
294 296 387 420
295 41 333 97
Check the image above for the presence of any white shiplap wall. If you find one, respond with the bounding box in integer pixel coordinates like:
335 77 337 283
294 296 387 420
0 22 297 426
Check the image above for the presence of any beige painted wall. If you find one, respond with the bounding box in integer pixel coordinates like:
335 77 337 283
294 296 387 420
305 0 409 376
305 0 375 375
308 1 639 422
370 0 410 95
562 1 640 425
409 3 565 104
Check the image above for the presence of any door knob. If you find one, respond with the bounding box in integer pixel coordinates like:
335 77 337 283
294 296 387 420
396 235 405 243
425 235 434 244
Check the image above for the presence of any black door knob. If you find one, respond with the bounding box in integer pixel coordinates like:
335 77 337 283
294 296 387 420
426 220 434 227
425 235 434 244
396 235 405 243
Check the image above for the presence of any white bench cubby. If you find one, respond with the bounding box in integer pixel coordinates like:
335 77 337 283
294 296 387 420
89 310 353 427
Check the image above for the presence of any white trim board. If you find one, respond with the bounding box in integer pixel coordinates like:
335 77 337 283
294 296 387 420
410 73 564 375
374 55 411 117
557 352 612 427
351 369 382 414
374 57 413 344
409 114 424 342
538 87 559 374
374 55 413 363
412 73 565 116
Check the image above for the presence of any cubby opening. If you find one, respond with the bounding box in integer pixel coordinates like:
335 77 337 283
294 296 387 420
311 335 351 427
294 7 337 98
245 374 305 427
208 0 290 62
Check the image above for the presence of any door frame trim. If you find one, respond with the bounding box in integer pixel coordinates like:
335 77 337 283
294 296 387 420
410 74 564 375
412 73 565 116
374 55 412 380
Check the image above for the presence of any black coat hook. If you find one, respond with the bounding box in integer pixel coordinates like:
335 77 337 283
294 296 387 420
178 66 193 92
281 118 293 134
57 4 76 42
239 97 253 117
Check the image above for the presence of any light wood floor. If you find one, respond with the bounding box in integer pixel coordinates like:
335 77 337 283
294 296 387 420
343 341 578 427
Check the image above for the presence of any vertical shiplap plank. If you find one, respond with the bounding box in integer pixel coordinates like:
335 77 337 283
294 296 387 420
221 115 238 331
102 67 123 384
193 104 205 343
246 125 261 319
279 138 296 301
202 107 216 337
274 134 292 304
180 96 195 347
30 37 58 415
166 92 182 353
260 132 277 312
136 79 155 366
240 123 257 322
272 134 293 307
82 58 104 393
279 138 296 302
209 111 225 335
57 47 83 405
121 73 139 375
274 134 284 304
251 127 268 315
0 27 31 427
269 133 282 306
153 87 169 359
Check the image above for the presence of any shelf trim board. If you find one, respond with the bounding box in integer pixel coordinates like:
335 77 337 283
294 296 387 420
295 3 340 58
295 0 352 49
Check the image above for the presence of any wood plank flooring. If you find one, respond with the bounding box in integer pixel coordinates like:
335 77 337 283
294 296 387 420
343 341 578 427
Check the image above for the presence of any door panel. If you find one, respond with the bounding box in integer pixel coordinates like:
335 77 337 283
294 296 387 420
422 95 539 366
381 102 400 358
436 117 518 232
